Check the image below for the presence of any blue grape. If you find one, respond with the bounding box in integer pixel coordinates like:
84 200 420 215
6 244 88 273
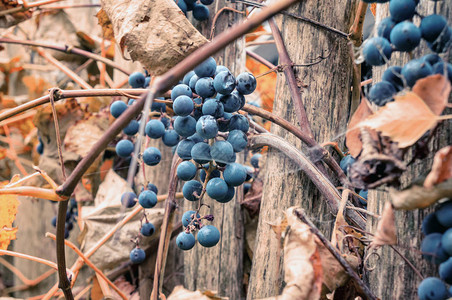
188 132 205 143
116 140 134 158
218 112 232 132
215 65 230 76
130 247 146 264
174 115 197 137
401 59 433 87
358 190 368 206
173 95 194 116
382 66 404 91
439 257 452 284
145 119 165 139
144 76 151 87
195 77 216 98
123 120 139 136
232 90 246 110
433 62 452 83
201 0 213 4
428 26 451 53
151 98 167 112
362 37 392 66
176 139 196 160
228 114 249 132
200 168 221 182
110 101 127 118
422 213 447 235
236 72 257 95
377 17 396 40
196 115 218 139
139 190 157 208
197 225 220 247
211 141 235 164
189 74 199 91
220 92 242 113
436 201 452 228
143 147 161 166
121 191 137 208
251 153 262 168
185 0 195 10
193 4 209 21
227 129 248 152
182 210 200 227
223 163 247 186
214 71 236 95
183 71 195 85
147 183 158 194
128 72 146 88
418 277 448 300
176 232 196 250
340 155 356 175
162 130 180 147
51 216 57 227
141 222 155 236
37 142 44 155
182 180 203 201
206 177 229 200
177 161 197 181
202 98 224 118
389 0 416 22
421 233 449 264
390 21 421 52
177 0 187 13
191 142 211 164
216 185 235 203
368 81 396 106
244 183 251 195
194 57 216 78
171 84 192 101
441 228 452 256
421 54 442 66
420 14 448 43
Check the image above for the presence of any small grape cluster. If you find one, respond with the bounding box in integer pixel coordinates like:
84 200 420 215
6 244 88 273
51 198 78 239
175 0 214 22
418 200 452 300
339 155 368 206
361 0 451 106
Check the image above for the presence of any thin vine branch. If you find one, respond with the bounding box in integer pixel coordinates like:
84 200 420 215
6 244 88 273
245 49 277 69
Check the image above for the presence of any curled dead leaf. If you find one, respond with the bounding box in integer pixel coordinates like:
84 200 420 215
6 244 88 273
370 201 397 249
346 98 374 158
413 74 451 116
167 285 212 300
424 146 452 189
96 9 115 40
0 177 20 250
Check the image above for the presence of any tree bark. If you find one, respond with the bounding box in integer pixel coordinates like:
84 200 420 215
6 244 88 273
365 1 452 299
248 0 358 298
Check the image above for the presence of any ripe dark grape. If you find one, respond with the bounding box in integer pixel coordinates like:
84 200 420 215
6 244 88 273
196 115 218 139
182 210 200 227
182 180 203 201
130 247 146 264
189 74 199 91
368 81 397 106
390 21 421 52
51 216 57 227
422 213 447 235
197 225 220 247
401 59 433 87
251 153 262 168
121 191 137 208
147 183 158 194
183 71 195 85
421 54 442 66
417 277 448 300
176 139 196 160
143 147 162 166
428 26 452 53
420 14 448 43
220 92 242 113
195 77 216 98
340 155 356 175
206 177 229 200
171 84 192 101
141 222 155 237
377 17 396 40
194 57 216 78
193 4 209 21
202 98 224 118
227 129 248 152
188 133 205 143
362 37 392 66
151 99 166 112
436 201 452 228
211 140 235 164
177 161 198 181
162 130 180 147
382 66 404 91
389 0 416 22
236 72 257 95
439 257 452 284
176 232 196 250
110 101 128 118
145 119 165 139
116 140 134 158
217 185 235 203
173 95 195 116
442 228 452 256
138 190 158 208
191 142 211 164
201 0 213 4
200 168 221 182
174 115 197 137
223 163 247 186
215 65 230 75
37 142 44 155
128 72 146 88
214 71 236 95
228 114 249 132
421 233 449 264
123 120 139 136
218 112 232 132
358 190 368 206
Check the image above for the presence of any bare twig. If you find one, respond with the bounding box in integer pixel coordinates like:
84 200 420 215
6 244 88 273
246 49 277 69
210 7 245 40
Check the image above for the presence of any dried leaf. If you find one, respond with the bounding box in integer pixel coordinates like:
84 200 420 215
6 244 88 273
360 92 441 148
167 286 211 300
112 276 140 300
424 146 452 188
346 98 374 158
270 216 288 236
242 178 262 218
96 9 115 40
391 178 452 210
22 75 51 100
370 201 397 249
246 55 277 112
101 0 207 75
413 74 451 116
0 179 19 250
0 0 32 28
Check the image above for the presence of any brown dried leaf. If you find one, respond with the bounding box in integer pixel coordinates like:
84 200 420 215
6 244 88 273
360 92 440 148
391 178 452 210
346 98 374 158
167 285 211 300
112 276 140 300
370 201 397 249
100 0 207 75
424 146 452 188
0 0 32 28
413 74 451 116
96 9 115 40
242 178 263 218
22 75 51 100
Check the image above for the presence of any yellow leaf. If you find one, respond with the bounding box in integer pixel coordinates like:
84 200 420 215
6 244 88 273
360 92 439 148
0 180 19 250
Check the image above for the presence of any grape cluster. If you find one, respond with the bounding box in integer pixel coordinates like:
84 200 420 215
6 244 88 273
51 198 78 239
418 200 452 300
361 0 451 106
175 0 214 22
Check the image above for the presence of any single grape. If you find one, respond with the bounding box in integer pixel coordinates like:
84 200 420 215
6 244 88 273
382 66 404 91
200 0 214 4
138 190 158 208
390 21 421 52
121 191 137 208
197 225 220 247
144 76 151 87
236 72 257 95
206 177 229 200
227 129 248 152
422 213 447 235
147 183 158 194
215 65 230 76
177 161 198 181
162 130 180 147
218 112 232 132
251 153 262 168
420 14 448 43
194 57 216 78
128 72 146 88
143 147 162 166
401 59 433 87
421 54 442 66
368 81 396 106
173 95 195 116
176 232 196 250
141 222 155 236
182 210 201 227
116 140 134 158
417 277 448 300
211 141 235 164
176 139 196 160
377 17 396 40
228 114 249 132
200 168 221 182
183 70 195 85
214 71 236 95
389 0 416 22
37 142 44 155
174 115 197 137
427 26 452 53
421 233 449 264
358 190 368 206
439 257 452 284
171 84 192 101
182 180 203 201
188 132 205 143
223 163 247 186
435 201 452 228
110 101 127 118
196 115 218 139
340 155 356 175
191 142 212 164
145 120 165 139
195 77 216 98
441 228 452 256
151 99 166 112
130 247 146 264
362 37 392 66
220 92 242 113
202 98 224 118
189 74 199 92
123 120 139 136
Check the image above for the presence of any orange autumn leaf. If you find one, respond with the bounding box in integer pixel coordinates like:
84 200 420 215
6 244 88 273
346 98 374 158
370 4 377 16
246 56 276 112
0 179 20 250
424 146 452 189
413 74 451 116
359 92 441 148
